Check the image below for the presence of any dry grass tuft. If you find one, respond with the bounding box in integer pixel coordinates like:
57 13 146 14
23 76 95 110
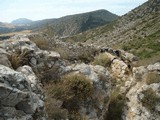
93 53 111 67
145 72 160 85
29 35 49 50
9 49 31 69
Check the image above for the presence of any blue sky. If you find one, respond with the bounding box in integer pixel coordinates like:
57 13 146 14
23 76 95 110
0 0 148 23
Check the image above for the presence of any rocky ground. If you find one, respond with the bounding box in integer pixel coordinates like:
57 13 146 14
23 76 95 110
0 34 159 120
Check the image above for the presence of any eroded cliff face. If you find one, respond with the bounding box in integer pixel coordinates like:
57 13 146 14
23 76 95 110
0 34 159 120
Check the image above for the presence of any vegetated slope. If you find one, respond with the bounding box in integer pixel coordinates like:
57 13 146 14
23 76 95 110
67 0 160 61
11 18 32 25
32 9 118 37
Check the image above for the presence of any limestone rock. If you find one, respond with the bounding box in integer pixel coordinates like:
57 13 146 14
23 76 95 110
0 65 46 120
0 48 12 68
66 63 111 120
124 82 160 120
111 58 131 81
147 62 160 72
132 66 148 81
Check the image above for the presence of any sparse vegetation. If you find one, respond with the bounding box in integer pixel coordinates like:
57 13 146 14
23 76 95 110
141 88 159 111
1 0 160 120
122 30 160 59
52 44 98 63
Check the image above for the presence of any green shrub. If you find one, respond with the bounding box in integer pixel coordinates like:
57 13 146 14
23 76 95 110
93 53 111 67
141 88 159 111
106 88 126 120
145 72 160 85
62 74 93 99
45 73 93 112
53 73 93 101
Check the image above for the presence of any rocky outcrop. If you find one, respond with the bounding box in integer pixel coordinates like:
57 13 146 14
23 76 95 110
0 35 64 78
123 81 160 120
0 35 64 120
65 63 111 120
0 34 159 120
0 65 46 120
97 51 160 120
122 63 160 120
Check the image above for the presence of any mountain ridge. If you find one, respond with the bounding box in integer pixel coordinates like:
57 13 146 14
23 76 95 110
30 9 119 36
0 9 118 36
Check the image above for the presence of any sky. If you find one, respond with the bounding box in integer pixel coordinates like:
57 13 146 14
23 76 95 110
0 0 148 23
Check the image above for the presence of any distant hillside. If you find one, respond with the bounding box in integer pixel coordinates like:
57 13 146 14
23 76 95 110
0 10 118 36
0 19 32 34
0 22 14 28
11 18 32 25
31 9 118 37
0 22 15 34
66 0 160 61
0 21 29 35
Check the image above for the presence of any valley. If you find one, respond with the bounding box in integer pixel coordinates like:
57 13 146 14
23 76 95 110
0 0 160 120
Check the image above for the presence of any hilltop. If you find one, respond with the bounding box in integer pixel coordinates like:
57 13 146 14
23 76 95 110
11 18 33 25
